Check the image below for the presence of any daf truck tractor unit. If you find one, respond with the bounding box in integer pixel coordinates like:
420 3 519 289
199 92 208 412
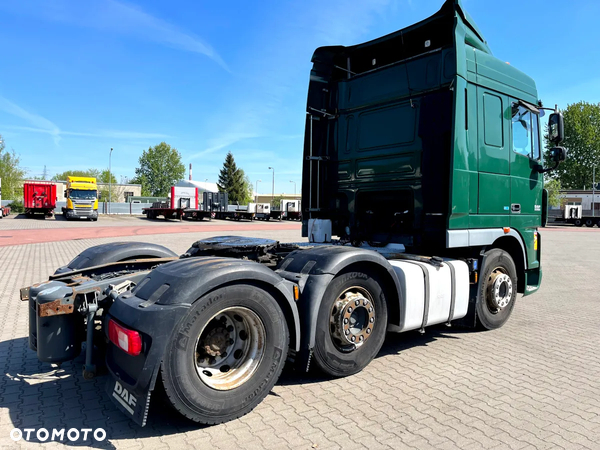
62 176 99 220
22 0 566 427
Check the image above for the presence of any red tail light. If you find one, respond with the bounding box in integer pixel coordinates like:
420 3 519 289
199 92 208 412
108 319 142 356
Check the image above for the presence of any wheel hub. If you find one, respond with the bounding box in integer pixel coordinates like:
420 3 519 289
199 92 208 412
202 327 230 357
330 288 375 350
195 307 266 390
487 271 513 310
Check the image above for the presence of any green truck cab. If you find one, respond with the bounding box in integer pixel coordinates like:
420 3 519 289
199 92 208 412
302 0 565 297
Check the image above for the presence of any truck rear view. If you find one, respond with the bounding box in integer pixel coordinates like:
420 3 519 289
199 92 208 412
20 0 567 429
24 181 57 218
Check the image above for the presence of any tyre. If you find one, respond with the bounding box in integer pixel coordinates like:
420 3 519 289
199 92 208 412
161 284 289 424
312 269 388 377
574 219 583 227
596 219 600 228
475 249 518 330
585 219 594 228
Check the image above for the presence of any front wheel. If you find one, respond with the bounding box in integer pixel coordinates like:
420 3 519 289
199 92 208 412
161 284 289 424
312 269 388 377
476 249 518 330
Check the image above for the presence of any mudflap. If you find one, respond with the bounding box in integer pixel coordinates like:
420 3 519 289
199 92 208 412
106 376 152 427
104 294 190 426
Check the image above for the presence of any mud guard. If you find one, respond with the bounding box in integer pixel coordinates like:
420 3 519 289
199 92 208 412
276 246 401 371
56 242 178 274
105 257 301 426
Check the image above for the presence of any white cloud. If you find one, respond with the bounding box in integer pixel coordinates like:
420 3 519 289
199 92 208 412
1 0 228 70
0 96 62 145
0 96 171 143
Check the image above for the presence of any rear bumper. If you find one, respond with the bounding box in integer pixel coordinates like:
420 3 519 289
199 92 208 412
104 294 190 426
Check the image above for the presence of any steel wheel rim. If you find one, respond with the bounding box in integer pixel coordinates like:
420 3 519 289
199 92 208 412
329 286 376 352
486 267 513 313
194 306 266 391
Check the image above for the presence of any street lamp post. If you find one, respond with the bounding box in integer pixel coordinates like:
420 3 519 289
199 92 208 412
109 147 113 213
268 167 274 206
289 180 296 196
255 180 262 203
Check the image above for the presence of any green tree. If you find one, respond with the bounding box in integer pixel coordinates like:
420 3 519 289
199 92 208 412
544 177 562 207
217 152 252 204
0 135 27 200
134 142 185 196
544 101 600 189
52 169 100 181
129 175 150 196
97 169 120 202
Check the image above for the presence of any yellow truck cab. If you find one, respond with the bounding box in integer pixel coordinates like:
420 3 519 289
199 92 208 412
63 176 99 221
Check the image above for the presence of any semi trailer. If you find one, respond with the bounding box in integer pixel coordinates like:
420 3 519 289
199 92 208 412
22 0 566 427
143 186 211 221
553 205 600 228
23 181 57 217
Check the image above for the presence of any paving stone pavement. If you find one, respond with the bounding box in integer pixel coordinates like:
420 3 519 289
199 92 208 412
0 226 599 449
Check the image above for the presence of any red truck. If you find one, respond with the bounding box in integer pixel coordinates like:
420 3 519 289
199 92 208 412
24 181 57 217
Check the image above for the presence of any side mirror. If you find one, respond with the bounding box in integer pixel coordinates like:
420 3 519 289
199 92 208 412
549 146 567 163
548 112 564 145
535 146 567 173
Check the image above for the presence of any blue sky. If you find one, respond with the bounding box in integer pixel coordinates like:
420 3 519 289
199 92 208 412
1 0 599 194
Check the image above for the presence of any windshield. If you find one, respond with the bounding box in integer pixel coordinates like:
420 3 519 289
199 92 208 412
69 189 97 200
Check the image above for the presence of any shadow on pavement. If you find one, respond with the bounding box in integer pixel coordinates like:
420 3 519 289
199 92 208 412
1 325 474 446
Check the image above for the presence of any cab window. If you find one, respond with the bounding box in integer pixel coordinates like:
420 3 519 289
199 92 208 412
511 104 540 159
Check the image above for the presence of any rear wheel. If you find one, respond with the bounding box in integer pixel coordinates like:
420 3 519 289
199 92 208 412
574 219 584 227
476 249 518 330
585 218 595 228
312 269 388 377
161 284 289 424
596 219 600 228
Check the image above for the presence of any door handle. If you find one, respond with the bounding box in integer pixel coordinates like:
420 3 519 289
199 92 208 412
511 204 521 213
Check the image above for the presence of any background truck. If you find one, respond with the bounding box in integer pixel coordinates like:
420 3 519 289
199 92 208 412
23 181 57 217
0 177 10 218
248 203 271 220
553 205 600 228
63 176 98 221
22 0 566 428
281 199 301 220
143 186 211 221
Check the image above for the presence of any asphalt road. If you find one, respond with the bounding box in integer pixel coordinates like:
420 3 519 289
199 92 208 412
0 220 598 449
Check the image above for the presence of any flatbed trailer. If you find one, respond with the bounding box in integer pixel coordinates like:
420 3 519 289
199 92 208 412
555 216 600 228
214 210 255 221
21 0 567 429
143 207 211 221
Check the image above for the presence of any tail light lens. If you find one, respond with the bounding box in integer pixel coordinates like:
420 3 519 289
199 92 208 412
108 319 142 356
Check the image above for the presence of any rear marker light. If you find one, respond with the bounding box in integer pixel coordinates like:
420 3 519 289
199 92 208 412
108 319 142 356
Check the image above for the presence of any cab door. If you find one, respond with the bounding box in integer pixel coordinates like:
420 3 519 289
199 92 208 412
509 101 543 222
476 87 511 220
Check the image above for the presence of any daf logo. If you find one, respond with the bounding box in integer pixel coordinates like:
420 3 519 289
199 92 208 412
113 381 137 413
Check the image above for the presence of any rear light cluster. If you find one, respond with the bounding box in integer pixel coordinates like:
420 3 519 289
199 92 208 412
108 319 142 356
